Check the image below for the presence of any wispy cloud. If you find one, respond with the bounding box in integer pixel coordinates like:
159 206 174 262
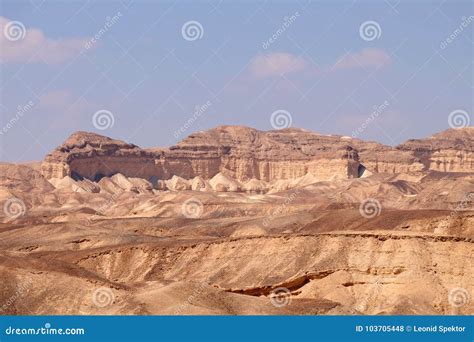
331 48 391 71
250 52 307 78
249 48 390 79
0 16 90 64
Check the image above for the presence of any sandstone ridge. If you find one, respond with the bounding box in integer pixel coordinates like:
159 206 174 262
41 126 473 191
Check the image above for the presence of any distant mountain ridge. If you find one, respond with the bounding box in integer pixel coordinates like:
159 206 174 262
40 126 473 184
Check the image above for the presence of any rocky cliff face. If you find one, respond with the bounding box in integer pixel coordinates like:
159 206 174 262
41 131 155 180
396 127 473 173
41 126 473 185
41 126 360 183
349 127 473 174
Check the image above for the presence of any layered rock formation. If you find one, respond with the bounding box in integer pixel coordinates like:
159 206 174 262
41 126 473 189
1 127 473 316
397 127 474 172
41 126 361 183
354 127 473 174
41 132 156 181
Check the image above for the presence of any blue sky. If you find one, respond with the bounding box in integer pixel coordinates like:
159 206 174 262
0 0 472 162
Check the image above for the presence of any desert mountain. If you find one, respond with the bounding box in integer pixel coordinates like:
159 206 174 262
41 126 473 186
0 126 472 315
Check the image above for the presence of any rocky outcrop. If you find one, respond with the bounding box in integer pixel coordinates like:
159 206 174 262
396 127 473 172
41 126 473 187
41 126 360 183
1 163 55 192
349 127 473 174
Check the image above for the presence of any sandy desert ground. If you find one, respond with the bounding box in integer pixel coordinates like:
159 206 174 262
0 126 472 315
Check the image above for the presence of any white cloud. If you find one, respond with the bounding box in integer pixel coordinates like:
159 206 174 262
331 48 391 71
0 16 90 64
250 52 307 78
249 49 390 79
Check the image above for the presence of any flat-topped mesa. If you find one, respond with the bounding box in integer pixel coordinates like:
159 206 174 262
349 127 473 174
41 126 473 184
41 126 361 182
396 127 474 172
170 126 361 181
41 131 158 181
351 142 425 174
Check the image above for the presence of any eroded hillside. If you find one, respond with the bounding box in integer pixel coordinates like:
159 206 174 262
0 126 472 315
